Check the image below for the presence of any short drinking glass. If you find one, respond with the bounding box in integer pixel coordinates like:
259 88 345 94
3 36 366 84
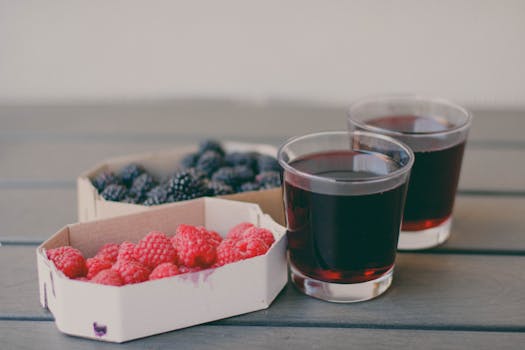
278 131 414 302
348 95 472 250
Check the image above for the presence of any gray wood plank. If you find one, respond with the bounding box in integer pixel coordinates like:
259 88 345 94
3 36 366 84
2 246 524 329
230 253 525 329
0 101 344 139
459 148 525 192
2 192 525 253
0 101 524 144
0 322 524 350
0 246 50 319
0 188 75 242
1 138 524 192
442 196 525 252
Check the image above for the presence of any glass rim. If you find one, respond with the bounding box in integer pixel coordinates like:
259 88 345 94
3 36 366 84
277 130 414 186
347 94 473 138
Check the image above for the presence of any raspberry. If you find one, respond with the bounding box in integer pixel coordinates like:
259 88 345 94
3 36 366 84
236 237 269 257
133 231 177 269
226 222 254 240
95 243 119 263
129 173 157 200
171 224 221 268
86 257 113 279
205 228 223 246
227 223 275 247
198 139 225 156
149 262 181 280
214 239 240 266
92 171 120 193
46 246 87 279
215 237 269 267
119 164 144 187
113 260 150 285
256 171 282 189
207 181 234 196
196 150 224 176
100 184 128 202
117 241 136 263
243 227 275 247
180 153 200 169
91 269 124 286
178 265 204 274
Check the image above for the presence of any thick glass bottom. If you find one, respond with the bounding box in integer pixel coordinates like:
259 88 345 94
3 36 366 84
289 258 394 303
397 217 452 250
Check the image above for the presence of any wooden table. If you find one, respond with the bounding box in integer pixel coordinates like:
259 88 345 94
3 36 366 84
1 100 524 349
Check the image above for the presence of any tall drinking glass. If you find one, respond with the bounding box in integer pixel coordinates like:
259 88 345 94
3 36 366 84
348 96 472 250
278 131 413 302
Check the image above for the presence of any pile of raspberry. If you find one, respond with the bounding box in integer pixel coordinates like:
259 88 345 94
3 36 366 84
91 139 282 206
45 222 275 286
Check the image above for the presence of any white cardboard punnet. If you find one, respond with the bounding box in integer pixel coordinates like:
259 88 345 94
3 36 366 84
37 198 288 343
77 141 285 225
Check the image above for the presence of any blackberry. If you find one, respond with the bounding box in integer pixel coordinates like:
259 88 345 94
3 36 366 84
257 154 281 173
256 171 282 189
239 182 261 192
119 164 144 187
207 181 234 196
100 184 127 202
180 153 199 169
198 139 225 156
167 170 208 201
122 196 139 204
224 152 257 169
196 150 224 176
165 195 178 203
233 165 255 183
173 192 203 202
92 171 120 193
129 173 157 200
211 167 237 186
143 186 169 206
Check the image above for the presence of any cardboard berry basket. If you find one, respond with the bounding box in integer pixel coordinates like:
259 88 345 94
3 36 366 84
77 141 284 225
36 197 288 343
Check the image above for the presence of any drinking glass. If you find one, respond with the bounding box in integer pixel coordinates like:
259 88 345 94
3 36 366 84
278 131 413 302
348 95 472 250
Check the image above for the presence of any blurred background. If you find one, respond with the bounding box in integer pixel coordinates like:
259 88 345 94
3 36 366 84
1 0 524 108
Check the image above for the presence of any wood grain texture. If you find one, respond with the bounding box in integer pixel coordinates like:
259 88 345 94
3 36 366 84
1 322 524 350
2 246 524 329
2 193 525 253
0 101 524 144
441 196 525 252
0 102 523 347
1 139 524 192
459 148 525 192
0 188 75 242
229 253 525 329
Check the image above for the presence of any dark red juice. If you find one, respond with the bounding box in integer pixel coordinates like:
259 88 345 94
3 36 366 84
367 116 466 230
284 151 407 284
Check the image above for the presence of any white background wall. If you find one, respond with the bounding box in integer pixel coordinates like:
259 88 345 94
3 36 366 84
1 0 524 108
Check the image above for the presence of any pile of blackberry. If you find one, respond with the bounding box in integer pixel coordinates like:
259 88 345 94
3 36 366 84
91 140 282 206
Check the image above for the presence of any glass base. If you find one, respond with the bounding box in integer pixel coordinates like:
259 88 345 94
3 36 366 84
289 260 394 303
397 217 452 250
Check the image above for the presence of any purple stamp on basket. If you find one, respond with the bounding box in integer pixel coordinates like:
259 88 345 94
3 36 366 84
93 322 107 337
